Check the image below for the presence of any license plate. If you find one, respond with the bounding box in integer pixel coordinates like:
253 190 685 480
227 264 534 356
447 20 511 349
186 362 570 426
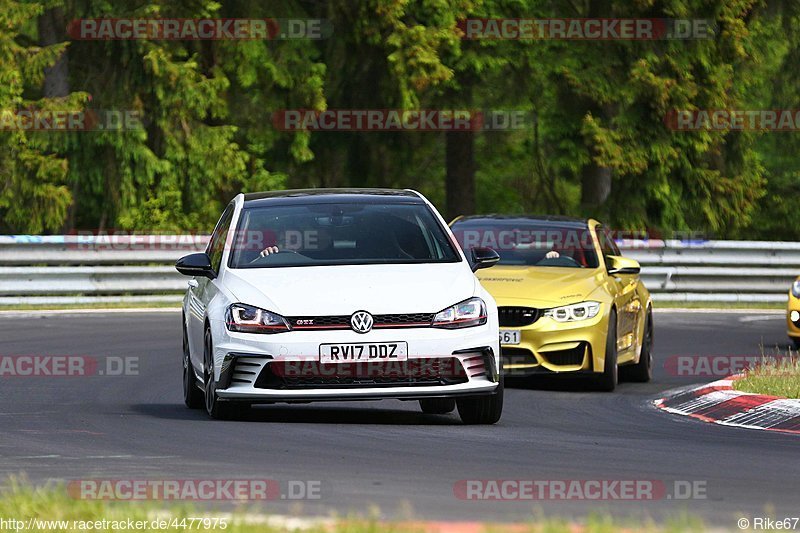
499 330 521 345
319 342 408 363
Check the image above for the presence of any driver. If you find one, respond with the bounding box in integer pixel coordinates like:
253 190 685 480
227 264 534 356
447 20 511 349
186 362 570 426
256 227 333 259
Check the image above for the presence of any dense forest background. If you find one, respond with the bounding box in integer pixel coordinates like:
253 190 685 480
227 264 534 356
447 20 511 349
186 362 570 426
2 0 800 239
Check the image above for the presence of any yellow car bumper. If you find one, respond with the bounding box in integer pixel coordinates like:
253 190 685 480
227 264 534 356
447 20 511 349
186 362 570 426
500 307 610 376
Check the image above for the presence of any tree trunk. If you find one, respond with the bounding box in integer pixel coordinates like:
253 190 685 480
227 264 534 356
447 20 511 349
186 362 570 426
580 154 612 210
38 8 69 98
445 130 476 221
39 7 74 231
578 0 613 215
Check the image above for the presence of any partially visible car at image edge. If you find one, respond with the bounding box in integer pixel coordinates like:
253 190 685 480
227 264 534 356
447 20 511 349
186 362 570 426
788 276 800 349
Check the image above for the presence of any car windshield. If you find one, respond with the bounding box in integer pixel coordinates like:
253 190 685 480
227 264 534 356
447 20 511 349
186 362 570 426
451 220 599 268
229 202 461 268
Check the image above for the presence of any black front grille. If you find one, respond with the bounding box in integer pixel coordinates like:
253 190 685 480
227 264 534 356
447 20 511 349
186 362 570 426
286 313 435 330
287 316 350 328
374 313 435 326
498 307 540 327
255 358 467 389
500 347 538 373
542 343 588 366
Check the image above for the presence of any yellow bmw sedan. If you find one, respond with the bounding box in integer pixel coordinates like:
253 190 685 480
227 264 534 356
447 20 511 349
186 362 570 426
450 215 653 391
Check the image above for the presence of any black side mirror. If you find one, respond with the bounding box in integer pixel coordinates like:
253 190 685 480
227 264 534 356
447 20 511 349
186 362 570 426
470 247 500 272
176 253 215 279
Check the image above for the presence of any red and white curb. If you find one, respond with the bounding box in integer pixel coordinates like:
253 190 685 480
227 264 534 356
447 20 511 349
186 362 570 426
654 376 800 435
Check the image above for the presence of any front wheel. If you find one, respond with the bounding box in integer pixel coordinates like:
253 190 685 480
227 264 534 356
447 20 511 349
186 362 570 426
792 337 800 351
621 308 653 383
183 321 204 409
595 310 618 392
203 329 243 420
456 378 503 424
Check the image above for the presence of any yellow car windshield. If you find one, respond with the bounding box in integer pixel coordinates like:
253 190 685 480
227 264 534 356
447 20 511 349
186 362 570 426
451 220 600 268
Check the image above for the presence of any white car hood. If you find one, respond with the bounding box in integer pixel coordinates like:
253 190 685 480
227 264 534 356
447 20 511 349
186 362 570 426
222 262 477 316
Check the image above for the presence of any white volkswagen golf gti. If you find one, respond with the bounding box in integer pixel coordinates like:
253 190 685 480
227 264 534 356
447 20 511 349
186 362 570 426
176 189 503 423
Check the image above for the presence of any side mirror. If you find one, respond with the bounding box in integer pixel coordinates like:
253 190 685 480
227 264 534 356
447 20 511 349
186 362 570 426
470 247 500 272
607 255 640 275
176 253 215 279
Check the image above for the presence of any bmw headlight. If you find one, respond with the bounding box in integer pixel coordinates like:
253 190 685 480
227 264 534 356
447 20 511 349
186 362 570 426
544 301 601 323
792 280 800 298
432 297 487 329
225 303 290 334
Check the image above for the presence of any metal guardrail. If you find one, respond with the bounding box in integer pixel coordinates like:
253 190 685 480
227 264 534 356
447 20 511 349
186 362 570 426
0 235 208 265
0 236 797 305
620 239 800 303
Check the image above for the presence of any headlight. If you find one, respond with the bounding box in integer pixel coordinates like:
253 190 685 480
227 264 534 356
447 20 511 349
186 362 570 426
544 301 601 323
432 297 487 329
792 280 800 298
225 303 290 334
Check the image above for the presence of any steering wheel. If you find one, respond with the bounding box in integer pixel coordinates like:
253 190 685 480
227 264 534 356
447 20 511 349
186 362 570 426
535 255 581 267
249 250 303 265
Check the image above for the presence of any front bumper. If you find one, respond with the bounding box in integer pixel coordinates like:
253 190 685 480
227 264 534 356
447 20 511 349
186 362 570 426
500 312 607 376
209 320 500 402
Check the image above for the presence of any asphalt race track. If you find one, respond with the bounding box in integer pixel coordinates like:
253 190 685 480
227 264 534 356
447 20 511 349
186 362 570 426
0 309 797 527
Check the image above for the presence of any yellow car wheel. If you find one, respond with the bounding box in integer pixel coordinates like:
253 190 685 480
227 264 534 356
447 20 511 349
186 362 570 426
620 309 653 383
595 309 618 392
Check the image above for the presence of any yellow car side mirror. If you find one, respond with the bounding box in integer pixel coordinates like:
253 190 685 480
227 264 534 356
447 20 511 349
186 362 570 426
607 255 641 275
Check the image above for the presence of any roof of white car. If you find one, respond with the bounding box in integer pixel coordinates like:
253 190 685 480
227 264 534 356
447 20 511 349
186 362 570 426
242 188 424 207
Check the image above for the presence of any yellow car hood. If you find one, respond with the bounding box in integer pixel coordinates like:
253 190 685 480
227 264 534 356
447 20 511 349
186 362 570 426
477 265 603 308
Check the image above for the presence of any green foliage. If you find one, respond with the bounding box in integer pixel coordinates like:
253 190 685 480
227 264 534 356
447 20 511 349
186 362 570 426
0 0 72 233
0 0 796 238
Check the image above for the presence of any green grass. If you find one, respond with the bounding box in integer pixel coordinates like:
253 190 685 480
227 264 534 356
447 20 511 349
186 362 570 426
734 356 800 398
0 478 711 533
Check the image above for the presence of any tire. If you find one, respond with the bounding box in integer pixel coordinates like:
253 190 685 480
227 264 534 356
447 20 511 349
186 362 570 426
621 308 653 383
792 337 800 351
456 377 503 424
203 328 242 420
595 309 618 392
419 398 456 414
183 320 204 409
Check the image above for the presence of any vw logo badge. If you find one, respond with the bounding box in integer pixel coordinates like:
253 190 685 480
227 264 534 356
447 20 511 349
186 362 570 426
350 311 374 333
